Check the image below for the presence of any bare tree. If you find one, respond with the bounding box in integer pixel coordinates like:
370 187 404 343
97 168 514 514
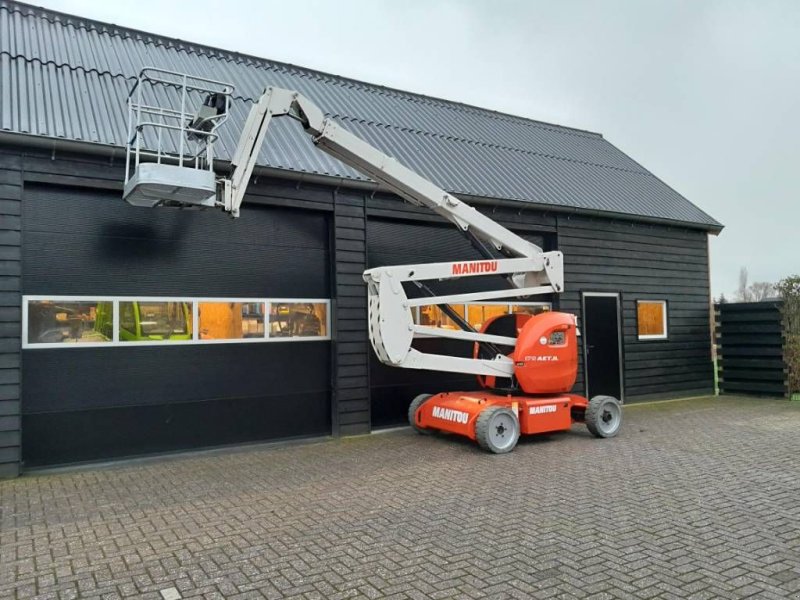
777 275 800 396
736 267 752 302
749 281 775 301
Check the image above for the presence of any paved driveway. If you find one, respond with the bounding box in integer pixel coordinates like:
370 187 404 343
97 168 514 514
1 396 800 600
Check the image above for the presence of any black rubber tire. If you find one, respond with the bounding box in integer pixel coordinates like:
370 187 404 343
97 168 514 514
408 394 434 435
585 395 623 438
475 406 520 454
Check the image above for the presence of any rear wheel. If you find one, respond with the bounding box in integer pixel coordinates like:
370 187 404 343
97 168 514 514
585 395 622 438
475 406 520 454
408 394 434 435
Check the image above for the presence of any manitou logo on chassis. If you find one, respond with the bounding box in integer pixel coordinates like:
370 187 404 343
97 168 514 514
529 405 557 415
451 260 499 275
431 406 469 424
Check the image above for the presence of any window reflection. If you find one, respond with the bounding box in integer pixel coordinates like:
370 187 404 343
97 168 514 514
269 302 327 337
418 305 466 330
466 304 509 330
199 302 265 340
414 303 552 335
511 304 551 316
637 300 667 339
25 297 333 347
27 301 113 344
118 301 193 341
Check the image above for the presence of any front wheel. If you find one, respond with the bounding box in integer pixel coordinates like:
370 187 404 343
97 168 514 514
408 394 434 435
585 395 623 438
475 406 520 454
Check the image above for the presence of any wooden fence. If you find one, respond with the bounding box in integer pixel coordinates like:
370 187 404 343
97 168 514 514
715 301 788 397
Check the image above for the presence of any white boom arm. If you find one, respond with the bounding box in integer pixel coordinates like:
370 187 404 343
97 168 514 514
224 87 564 377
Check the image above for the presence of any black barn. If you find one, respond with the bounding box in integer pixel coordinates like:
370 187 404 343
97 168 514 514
0 1 722 475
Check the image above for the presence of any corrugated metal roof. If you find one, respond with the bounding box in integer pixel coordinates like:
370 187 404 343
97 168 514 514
0 0 721 230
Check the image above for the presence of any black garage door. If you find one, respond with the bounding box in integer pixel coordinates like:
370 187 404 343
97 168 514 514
367 218 549 427
21 184 331 467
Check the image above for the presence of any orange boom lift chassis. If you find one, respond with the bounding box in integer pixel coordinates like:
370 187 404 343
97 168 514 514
409 311 621 453
121 69 623 454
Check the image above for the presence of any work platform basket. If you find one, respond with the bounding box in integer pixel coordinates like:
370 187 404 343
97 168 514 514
123 68 234 210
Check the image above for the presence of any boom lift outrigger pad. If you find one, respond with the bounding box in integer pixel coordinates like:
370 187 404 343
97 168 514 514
123 68 623 453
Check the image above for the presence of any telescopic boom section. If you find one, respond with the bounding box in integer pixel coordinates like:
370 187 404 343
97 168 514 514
225 87 564 377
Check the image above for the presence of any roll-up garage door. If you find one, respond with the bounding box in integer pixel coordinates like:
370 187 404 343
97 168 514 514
21 184 331 466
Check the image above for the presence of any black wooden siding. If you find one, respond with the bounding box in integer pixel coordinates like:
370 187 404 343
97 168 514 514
557 215 715 401
715 301 788 397
332 191 370 435
0 150 21 477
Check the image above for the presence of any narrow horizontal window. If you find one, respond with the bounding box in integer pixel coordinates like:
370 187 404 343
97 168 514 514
22 296 331 348
200 302 266 340
26 300 113 345
413 302 552 337
119 301 193 342
637 300 668 340
269 302 328 338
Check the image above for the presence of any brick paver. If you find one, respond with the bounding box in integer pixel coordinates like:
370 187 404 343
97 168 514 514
2 396 800 599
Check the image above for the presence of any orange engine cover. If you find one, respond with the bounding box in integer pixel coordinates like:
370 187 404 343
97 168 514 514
513 312 579 394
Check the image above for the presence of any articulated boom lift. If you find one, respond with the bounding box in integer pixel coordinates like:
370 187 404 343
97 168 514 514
123 68 622 453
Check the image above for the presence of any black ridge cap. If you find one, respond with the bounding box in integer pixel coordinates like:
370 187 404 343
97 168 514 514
0 131 724 234
3 0 603 139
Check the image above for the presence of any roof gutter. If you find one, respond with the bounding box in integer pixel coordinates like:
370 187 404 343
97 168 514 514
0 131 723 234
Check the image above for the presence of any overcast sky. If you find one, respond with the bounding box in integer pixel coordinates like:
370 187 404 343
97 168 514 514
39 0 799 297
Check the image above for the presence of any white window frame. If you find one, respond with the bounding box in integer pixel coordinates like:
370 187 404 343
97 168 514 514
636 300 668 341
22 295 332 349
